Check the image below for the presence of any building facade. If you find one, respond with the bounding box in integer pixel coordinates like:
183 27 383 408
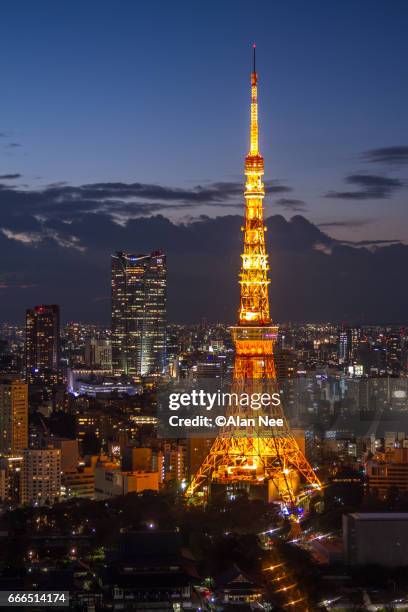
84 338 112 369
338 326 360 365
26 305 60 383
366 456 408 498
343 513 408 566
94 465 159 498
21 448 61 505
0 455 23 505
0 379 28 454
111 251 166 377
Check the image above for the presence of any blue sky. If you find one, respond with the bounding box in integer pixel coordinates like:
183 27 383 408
1 0 408 242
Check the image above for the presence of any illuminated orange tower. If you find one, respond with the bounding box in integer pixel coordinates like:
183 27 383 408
186 46 321 511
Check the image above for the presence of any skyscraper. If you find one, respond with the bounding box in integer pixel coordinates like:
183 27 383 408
338 326 360 365
25 305 60 383
111 251 166 377
0 378 28 454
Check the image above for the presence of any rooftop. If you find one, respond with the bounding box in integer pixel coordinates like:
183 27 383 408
348 513 408 520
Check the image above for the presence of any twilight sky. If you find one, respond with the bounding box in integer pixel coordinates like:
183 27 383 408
1 0 408 323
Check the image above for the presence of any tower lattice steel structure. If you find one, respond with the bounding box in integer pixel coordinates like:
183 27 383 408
186 47 321 510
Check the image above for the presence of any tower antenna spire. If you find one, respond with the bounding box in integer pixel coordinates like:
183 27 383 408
249 43 259 156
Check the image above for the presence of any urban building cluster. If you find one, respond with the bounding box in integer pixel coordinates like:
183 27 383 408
1 251 408 609
2 314 408 607
0 49 407 612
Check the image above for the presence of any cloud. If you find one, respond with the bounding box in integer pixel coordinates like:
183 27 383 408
1 229 42 245
339 239 402 246
318 220 372 229
362 146 408 165
1 227 85 252
0 178 291 235
264 180 292 194
1 206 408 324
0 173 21 180
5 142 21 148
78 181 245 203
335 238 403 252
274 198 307 212
325 173 404 200
0 178 256 248
77 179 290 207
313 242 333 255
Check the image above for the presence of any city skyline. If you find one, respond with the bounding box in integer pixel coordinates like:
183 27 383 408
2 213 408 324
1 4 408 606
1 0 408 322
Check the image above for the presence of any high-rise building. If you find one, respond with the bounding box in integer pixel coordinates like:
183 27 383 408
26 305 60 383
111 251 166 377
338 328 351 364
0 455 23 505
338 326 360 365
163 442 185 482
386 333 402 372
0 378 28 454
21 448 61 506
85 337 112 369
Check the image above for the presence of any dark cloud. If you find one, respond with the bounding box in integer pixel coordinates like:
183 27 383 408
318 220 372 229
79 181 244 203
1 177 408 324
362 146 408 165
46 181 68 188
1 210 408 324
75 179 290 203
0 179 247 251
264 180 292 194
0 173 21 180
339 239 402 246
274 198 307 212
0 178 290 242
325 173 404 200
5 142 21 148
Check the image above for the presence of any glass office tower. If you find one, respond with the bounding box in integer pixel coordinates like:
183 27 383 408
111 251 166 377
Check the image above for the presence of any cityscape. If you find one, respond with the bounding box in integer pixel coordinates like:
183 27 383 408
1 1 408 611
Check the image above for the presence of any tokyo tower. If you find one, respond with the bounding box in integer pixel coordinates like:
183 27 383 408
186 46 321 513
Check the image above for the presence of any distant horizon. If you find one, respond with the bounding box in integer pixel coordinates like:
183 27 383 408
2 316 408 329
1 212 408 324
1 0 407 324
